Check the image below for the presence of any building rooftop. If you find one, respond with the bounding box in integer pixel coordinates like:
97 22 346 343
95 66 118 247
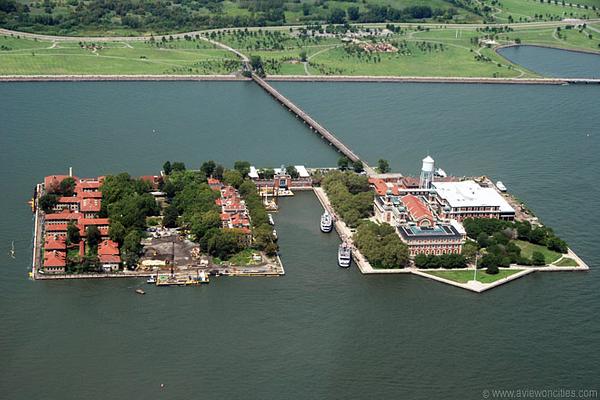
432 180 515 212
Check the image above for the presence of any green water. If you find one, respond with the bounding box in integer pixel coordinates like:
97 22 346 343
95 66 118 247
1 82 598 399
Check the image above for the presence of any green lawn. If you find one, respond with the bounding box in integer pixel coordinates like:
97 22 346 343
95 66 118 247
486 0 599 23
0 35 239 75
426 269 523 284
554 257 579 267
514 240 562 264
228 249 260 266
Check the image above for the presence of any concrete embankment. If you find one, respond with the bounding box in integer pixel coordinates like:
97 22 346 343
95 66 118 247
266 75 600 85
0 75 249 82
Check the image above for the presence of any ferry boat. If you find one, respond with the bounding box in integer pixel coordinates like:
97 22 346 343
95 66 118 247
338 242 352 268
496 181 507 192
320 211 333 233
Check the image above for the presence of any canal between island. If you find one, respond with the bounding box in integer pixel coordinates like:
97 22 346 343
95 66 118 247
0 81 598 399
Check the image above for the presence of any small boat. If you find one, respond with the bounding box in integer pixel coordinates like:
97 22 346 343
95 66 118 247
338 242 352 268
146 275 156 284
268 214 275 225
320 211 333 233
496 181 507 192
272 229 278 240
434 168 447 178
9 241 15 259
135 288 146 295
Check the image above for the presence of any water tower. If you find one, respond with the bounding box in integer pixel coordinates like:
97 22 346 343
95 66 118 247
419 155 435 189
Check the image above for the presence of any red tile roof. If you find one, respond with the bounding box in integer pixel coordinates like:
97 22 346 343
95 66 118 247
79 191 103 199
44 234 66 250
58 196 81 204
98 240 120 264
98 239 119 256
43 250 66 267
80 198 101 212
45 211 82 221
369 178 399 196
46 223 68 232
44 175 75 192
401 195 434 225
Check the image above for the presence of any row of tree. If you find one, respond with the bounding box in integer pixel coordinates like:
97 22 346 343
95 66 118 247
354 221 409 269
414 253 467 269
321 170 372 227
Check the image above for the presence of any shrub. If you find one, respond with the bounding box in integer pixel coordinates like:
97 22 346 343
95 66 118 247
486 265 499 275
531 251 546 266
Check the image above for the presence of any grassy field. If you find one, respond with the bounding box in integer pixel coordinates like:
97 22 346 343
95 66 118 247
0 35 240 75
1 22 599 76
426 269 523 284
483 0 600 23
514 240 562 264
554 257 579 266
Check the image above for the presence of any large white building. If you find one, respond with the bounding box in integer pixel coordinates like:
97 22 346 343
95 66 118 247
432 180 515 221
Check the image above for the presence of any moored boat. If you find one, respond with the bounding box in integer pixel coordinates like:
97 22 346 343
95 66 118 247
146 275 156 284
496 181 507 192
320 211 333 233
135 288 146 295
338 242 352 268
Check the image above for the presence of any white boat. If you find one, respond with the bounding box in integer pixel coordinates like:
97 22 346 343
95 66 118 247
338 242 352 268
496 181 507 192
268 214 274 225
272 229 277 240
434 168 447 178
146 275 156 284
320 211 333 233
9 241 15 259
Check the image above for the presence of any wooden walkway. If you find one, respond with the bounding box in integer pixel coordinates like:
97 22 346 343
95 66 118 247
252 74 374 174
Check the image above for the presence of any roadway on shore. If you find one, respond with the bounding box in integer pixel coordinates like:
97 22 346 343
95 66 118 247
2 19 600 43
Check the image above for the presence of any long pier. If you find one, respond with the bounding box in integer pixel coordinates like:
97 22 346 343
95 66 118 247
252 74 374 174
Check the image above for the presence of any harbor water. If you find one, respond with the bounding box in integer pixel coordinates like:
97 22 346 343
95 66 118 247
0 81 598 399
497 45 600 78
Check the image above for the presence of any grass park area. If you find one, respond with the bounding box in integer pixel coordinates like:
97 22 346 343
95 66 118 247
1 18 599 76
554 257 579 267
425 269 523 284
0 35 240 75
514 239 562 264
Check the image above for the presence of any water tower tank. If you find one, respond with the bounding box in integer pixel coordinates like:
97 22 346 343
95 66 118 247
422 156 435 173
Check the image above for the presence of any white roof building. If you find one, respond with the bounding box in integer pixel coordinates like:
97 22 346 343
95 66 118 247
432 180 515 220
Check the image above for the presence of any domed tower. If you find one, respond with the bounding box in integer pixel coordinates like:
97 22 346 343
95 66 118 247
419 155 435 189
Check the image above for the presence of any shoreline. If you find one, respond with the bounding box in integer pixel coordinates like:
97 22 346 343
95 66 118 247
495 43 600 58
2 74 599 84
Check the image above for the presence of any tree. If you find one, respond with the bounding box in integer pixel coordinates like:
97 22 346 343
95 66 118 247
122 230 142 269
109 221 126 245
86 225 101 249
337 156 350 170
200 160 216 177
530 227 547 245
286 165 299 179
377 159 391 173
347 6 360 21
233 161 251 178
328 8 346 24
299 50 307 62
531 251 546 266
60 177 76 196
261 168 275 179
214 164 225 180
486 264 499 275
250 55 265 77
547 236 568 253
414 253 428 268
172 161 186 172
67 221 80 245
352 160 364 173
163 161 172 175
223 170 243 189
477 232 490 248
39 193 58 213
162 204 179 228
